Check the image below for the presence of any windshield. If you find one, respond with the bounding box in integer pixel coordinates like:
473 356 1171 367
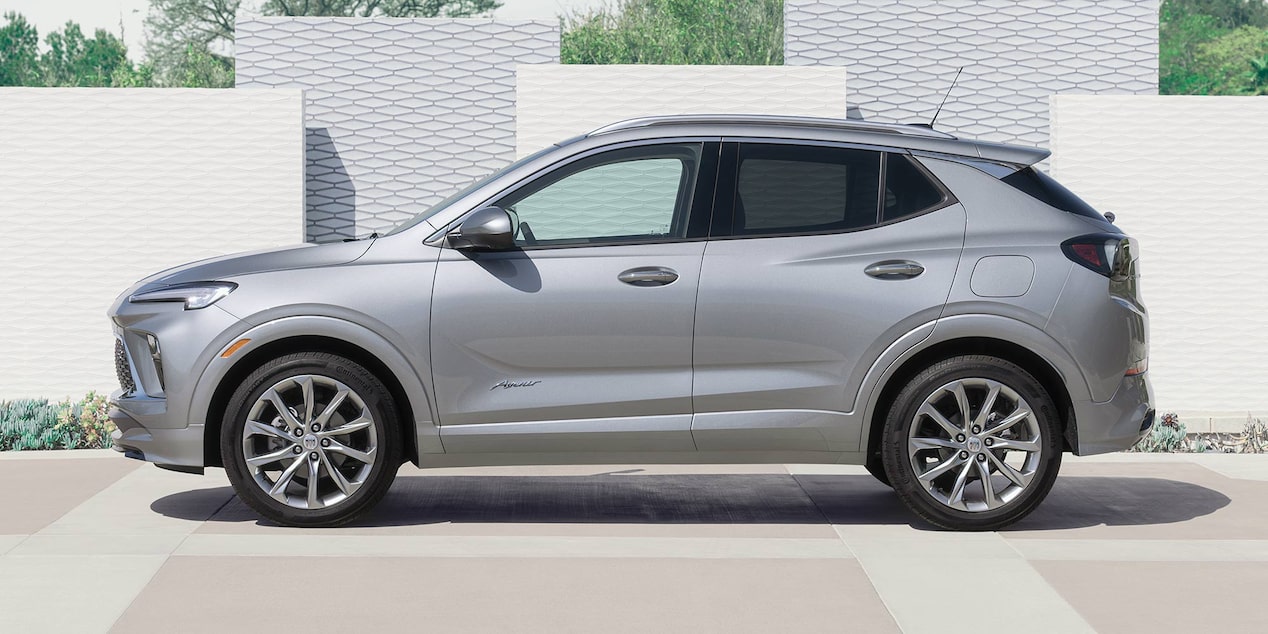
385 144 562 236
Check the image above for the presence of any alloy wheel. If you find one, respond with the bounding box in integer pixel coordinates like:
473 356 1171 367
241 374 379 510
906 377 1043 512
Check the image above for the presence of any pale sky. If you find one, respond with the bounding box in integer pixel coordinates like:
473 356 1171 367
1 0 602 61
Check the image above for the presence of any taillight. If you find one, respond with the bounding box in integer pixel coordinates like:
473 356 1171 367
1061 233 1128 278
1125 357 1148 376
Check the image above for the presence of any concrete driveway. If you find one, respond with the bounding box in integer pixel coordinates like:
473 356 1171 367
1 450 1266 633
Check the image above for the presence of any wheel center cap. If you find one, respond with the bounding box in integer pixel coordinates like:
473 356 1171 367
302 434 319 451
966 437 982 452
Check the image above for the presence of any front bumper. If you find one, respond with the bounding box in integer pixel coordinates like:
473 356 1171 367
1070 373 1155 455
110 391 205 473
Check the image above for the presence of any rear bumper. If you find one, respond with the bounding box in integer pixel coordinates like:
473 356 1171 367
110 391 204 472
1070 373 1155 455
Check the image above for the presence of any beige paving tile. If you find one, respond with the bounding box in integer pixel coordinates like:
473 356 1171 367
8 533 189 557
838 526 1093 634
1009 462 1268 539
0 555 167 633
1011 538 1268 562
1035 561 1268 633
176 533 852 559
0 449 119 461
197 472 837 537
112 556 896 633
0 458 140 534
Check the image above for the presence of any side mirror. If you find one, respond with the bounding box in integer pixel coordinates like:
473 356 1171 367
448 206 514 251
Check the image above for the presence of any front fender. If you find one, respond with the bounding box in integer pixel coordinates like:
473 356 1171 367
189 315 441 457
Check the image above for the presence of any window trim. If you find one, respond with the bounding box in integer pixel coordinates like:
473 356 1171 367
435 139 722 251
709 139 958 241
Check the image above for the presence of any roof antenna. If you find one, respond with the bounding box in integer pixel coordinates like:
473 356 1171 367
918 67 963 130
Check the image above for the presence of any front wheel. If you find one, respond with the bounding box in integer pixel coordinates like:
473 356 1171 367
881 355 1062 531
221 352 401 527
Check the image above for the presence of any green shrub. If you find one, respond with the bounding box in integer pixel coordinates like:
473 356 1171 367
0 392 115 451
1130 411 1188 452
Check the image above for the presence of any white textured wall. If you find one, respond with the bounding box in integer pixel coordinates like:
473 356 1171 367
0 88 304 399
515 65 848 157
1050 95 1268 427
236 18 560 242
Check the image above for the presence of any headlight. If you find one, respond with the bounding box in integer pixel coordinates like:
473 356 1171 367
129 282 237 310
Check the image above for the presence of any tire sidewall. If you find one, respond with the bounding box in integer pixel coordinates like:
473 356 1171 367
221 353 401 527
882 355 1063 530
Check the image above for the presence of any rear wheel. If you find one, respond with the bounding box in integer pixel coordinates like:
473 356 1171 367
221 352 401 527
881 355 1062 531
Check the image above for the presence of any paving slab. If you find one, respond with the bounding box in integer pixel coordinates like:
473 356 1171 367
112 556 896 634
0 458 139 534
1035 561 1268 633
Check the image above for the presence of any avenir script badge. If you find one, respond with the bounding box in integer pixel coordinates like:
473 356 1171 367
491 379 542 391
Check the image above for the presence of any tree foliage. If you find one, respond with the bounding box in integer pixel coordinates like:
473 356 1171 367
0 13 145 87
261 1 499 17
0 12 40 86
561 0 783 65
1161 0 1268 94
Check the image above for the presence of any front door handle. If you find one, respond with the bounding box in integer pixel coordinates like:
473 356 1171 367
865 260 925 280
618 266 679 287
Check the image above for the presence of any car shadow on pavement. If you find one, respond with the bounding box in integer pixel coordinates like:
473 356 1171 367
150 473 1230 531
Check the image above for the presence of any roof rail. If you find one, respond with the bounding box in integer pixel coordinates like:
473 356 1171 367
587 114 957 140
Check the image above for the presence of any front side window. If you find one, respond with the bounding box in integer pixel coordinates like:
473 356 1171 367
733 144 882 236
496 144 701 247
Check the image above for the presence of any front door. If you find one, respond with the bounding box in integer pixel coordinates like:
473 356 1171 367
432 141 719 454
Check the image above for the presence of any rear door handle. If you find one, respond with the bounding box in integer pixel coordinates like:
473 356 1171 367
619 266 679 287
865 260 925 279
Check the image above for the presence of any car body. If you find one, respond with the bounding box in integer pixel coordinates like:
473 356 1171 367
107 114 1153 529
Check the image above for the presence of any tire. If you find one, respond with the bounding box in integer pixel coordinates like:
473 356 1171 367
864 458 892 487
881 355 1062 531
221 352 401 527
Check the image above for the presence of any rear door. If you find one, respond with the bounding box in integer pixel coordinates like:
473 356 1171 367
691 141 966 452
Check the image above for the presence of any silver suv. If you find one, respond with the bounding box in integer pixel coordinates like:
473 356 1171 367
108 115 1153 530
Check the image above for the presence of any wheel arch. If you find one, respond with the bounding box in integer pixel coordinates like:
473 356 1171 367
860 318 1085 472
197 317 437 467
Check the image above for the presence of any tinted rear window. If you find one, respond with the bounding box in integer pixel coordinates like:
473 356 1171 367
1001 167 1104 220
883 154 946 221
734 144 881 235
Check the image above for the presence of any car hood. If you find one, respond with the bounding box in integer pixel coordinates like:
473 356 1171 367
135 240 374 289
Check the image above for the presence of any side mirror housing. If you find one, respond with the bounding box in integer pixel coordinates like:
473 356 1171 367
448 206 514 251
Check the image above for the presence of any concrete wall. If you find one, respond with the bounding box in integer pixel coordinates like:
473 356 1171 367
785 0 1158 148
236 18 559 242
1050 95 1268 429
0 88 305 399
515 65 849 157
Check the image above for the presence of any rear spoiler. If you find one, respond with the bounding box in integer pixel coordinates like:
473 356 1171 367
910 141 1049 178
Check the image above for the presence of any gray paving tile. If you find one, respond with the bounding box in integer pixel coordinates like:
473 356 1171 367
1009 463 1265 539
0 458 140 534
194 472 834 537
0 554 166 634
838 526 1093 634
113 556 895 633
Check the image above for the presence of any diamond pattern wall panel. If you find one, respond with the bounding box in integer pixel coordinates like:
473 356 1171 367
785 0 1158 149
515 65 848 157
236 18 559 242
0 88 304 398
1050 95 1268 423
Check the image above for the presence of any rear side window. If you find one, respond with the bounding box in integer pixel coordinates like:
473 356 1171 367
883 153 947 221
733 144 881 235
1001 167 1105 220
